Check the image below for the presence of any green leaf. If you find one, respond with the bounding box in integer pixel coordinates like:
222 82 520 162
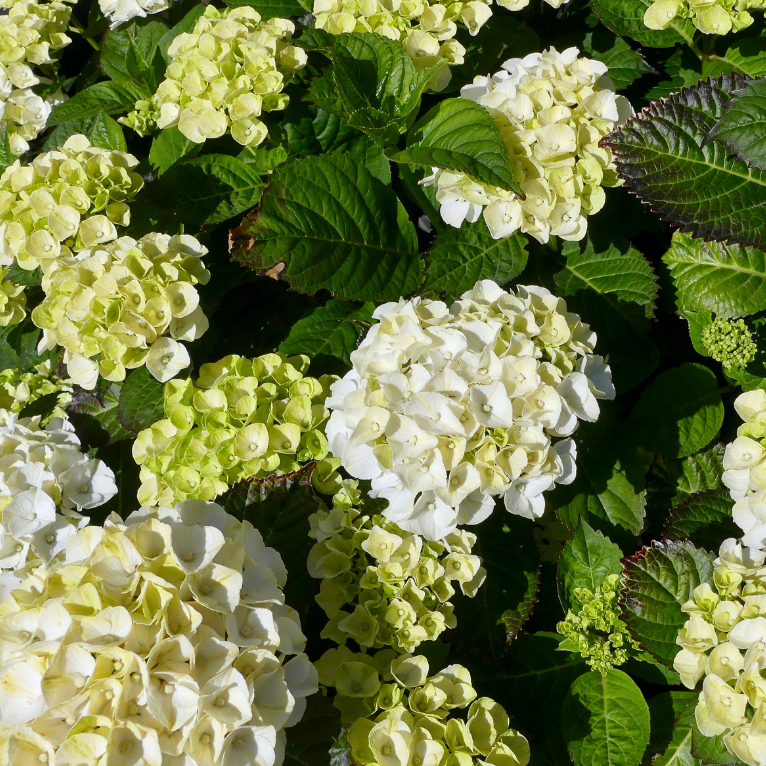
626 364 724 458
555 239 658 318
451 513 540 666
422 219 528 299
557 518 623 612
285 108 362 157
101 21 167 82
390 98 522 195
68 381 133 446
116 367 166 434
708 77 766 172
603 74 766 249
224 0 307 17
642 691 699 766
664 232 766 318
230 151 423 302
148 127 200 174
284 695 345 766
562 669 650 766
620 539 714 667
581 31 655 91
3 264 41 287
591 0 696 48
0 125 11 174
48 81 150 126
553 440 648 536
278 300 374 365
664 489 738 552
651 444 725 513
87 111 127 152
691 722 743 765
684 310 713 357
715 36 766 78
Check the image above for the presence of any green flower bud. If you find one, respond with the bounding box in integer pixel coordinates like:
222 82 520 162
703 317 757 370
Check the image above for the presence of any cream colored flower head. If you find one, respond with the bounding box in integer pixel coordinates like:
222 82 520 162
0 361 72 421
0 134 143 268
421 46 633 244
31 232 210 389
325 279 613 540
122 6 306 147
98 0 169 29
643 0 761 35
0 499 318 765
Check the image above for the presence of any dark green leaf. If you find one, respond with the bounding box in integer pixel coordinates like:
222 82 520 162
591 0 697 48
278 300 374 365
88 111 127 151
0 125 11 173
423 219 528 298
664 489 738 552
101 21 167 82
68 381 133 446
390 98 522 195
4 264 41 287
620 539 714 667
582 31 655 91
691 722 743 765
642 691 699 766
715 35 766 78
557 518 623 612
651 444 725 512
116 367 166 434
284 695 346 766
627 364 724 458
604 74 766 249
562 669 650 766
48 81 150 126
230 151 423 302
148 126 200 174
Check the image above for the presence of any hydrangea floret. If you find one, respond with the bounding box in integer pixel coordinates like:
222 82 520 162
317 652 529 766
0 267 27 328
721 390 766 548
31 232 210 389
313 0 490 92
673 539 766 766
307 480 486 655
0 0 73 155
420 47 633 243
0 360 72 420
0 499 318 765
326 279 614 541
98 0 169 29
644 0 766 35
122 6 307 147
0 410 116 593
557 573 638 674
133 352 341 507
702 317 757 370
0 135 144 272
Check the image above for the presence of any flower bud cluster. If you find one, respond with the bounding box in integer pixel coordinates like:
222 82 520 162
644 0 766 36
307 481 486 654
0 0 73 155
326 279 614 541
556 573 638 674
0 410 116 592
0 360 72 421
0 500 318 766
31 232 210 389
313 0 490 92
0 266 26 328
703 317 757 371
722 390 766 549
421 47 633 244
98 0 169 30
122 6 307 147
0 134 144 272
134 352 341 507
318 652 529 766
673 539 766 766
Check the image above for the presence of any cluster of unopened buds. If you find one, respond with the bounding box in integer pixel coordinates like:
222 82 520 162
644 0 766 35
0 500 317 765
123 6 307 146
0 410 116 594
703 317 757 371
133 352 342 507
317 651 529 766
421 47 633 243
308 481 486 654
31 232 211 389
326 279 614 541
0 0 74 155
674 539 766 766
0 135 144 272
0 360 72 420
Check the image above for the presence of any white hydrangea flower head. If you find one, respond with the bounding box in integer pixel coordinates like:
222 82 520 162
313 0 490 91
0 361 72 421
721 390 766 550
673 538 766 766
122 6 307 147
0 500 319 765
420 46 634 244
643 0 763 35
0 134 144 270
98 0 170 29
326 279 614 541
0 266 26 328
0 410 117 593
30 232 211 389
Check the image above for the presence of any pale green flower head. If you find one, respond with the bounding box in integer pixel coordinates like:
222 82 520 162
0 361 72 422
